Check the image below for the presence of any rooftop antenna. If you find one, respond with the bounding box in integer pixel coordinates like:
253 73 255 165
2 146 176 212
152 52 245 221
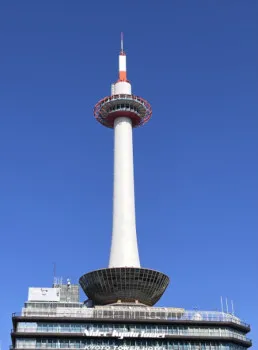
53 262 56 285
53 262 56 279
225 297 229 314
220 296 224 313
231 300 235 315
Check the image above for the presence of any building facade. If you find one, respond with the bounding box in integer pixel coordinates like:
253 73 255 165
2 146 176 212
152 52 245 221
11 282 251 349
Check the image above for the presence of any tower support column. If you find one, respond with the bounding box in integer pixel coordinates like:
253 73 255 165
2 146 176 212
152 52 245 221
109 117 140 268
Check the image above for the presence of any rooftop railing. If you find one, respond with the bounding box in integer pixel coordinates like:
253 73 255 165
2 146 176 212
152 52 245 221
13 307 250 329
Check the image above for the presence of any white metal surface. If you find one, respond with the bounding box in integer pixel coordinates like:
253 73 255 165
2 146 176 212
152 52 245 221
109 117 140 267
112 81 131 95
119 55 126 72
28 287 60 302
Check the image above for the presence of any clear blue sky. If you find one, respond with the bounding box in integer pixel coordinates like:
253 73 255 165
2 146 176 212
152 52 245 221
0 0 257 348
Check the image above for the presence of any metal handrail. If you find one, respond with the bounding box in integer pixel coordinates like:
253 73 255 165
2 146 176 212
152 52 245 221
12 310 250 328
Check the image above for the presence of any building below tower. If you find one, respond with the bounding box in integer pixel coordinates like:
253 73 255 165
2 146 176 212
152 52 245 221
10 281 252 350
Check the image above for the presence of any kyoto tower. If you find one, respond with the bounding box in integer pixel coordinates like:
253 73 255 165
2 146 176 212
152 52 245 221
79 34 169 306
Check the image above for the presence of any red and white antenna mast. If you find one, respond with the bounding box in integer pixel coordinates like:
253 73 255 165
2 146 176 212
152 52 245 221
118 32 127 82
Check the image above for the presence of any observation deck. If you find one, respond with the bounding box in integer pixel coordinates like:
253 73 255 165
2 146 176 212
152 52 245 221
94 94 152 128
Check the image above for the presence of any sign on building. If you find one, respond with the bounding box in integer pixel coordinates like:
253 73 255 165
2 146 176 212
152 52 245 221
28 287 60 302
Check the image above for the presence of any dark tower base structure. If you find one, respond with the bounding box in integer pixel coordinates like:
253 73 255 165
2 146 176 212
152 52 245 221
79 267 169 306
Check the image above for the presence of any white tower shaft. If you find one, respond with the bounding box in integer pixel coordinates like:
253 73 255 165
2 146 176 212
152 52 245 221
109 117 140 267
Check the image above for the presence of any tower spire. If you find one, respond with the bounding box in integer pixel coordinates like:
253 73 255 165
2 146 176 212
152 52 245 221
120 31 124 54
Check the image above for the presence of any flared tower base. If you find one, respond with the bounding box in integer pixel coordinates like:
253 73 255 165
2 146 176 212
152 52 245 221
79 267 169 306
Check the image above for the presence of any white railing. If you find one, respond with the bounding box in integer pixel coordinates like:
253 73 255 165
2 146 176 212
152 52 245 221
15 308 249 327
17 308 249 328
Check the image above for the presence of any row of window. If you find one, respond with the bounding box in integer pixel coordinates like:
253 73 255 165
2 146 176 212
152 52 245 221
24 303 81 309
16 322 246 341
16 339 247 350
104 103 141 116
